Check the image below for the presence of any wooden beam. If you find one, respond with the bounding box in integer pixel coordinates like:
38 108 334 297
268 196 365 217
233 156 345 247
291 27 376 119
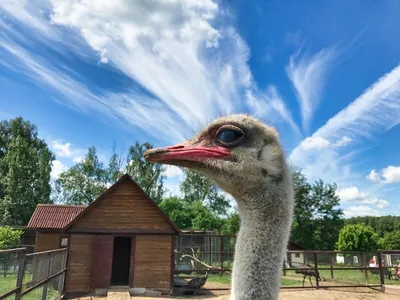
68 228 176 234
170 235 175 296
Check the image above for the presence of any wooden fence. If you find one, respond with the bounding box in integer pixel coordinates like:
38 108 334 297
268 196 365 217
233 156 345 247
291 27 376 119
174 234 400 291
0 247 67 300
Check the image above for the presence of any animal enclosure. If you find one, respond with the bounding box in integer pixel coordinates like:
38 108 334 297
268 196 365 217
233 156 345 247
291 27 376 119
0 247 67 300
26 174 180 299
174 233 400 292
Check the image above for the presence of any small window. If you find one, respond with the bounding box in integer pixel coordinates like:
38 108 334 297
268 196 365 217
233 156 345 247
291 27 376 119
295 253 300 258
60 236 68 248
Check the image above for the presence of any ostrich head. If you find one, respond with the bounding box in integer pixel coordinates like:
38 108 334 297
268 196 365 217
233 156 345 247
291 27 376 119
144 114 288 199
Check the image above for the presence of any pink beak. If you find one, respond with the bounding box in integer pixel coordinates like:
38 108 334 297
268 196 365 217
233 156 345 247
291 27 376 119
143 141 234 164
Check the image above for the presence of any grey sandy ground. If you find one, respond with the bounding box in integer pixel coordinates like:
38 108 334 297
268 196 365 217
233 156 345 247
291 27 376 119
129 290 399 300
84 288 399 300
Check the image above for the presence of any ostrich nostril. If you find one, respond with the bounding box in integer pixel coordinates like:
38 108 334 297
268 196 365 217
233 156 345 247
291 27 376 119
143 148 167 158
167 145 185 150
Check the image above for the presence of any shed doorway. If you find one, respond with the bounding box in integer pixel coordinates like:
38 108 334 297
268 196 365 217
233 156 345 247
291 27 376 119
111 237 132 286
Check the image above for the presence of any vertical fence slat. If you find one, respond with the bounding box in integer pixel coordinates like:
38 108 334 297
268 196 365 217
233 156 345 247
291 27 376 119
42 253 52 300
15 248 27 300
220 236 224 276
313 252 319 289
377 250 385 292
363 253 368 285
329 253 334 279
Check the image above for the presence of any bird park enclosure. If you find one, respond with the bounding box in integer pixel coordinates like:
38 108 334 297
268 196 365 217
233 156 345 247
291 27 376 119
174 233 400 293
0 247 67 300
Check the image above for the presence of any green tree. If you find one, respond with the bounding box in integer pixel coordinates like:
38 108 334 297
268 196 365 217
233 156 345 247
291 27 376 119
290 169 344 250
309 179 344 250
336 223 379 252
54 146 108 205
190 201 222 231
159 197 193 229
159 197 222 231
290 169 314 248
125 142 165 204
380 231 400 250
180 169 230 215
54 142 166 205
345 216 400 238
221 211 240 235
105 144 125 183
0 226 22 250
0 117 54 225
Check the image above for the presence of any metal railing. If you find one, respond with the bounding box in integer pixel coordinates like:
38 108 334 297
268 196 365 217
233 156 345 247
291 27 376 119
0 247 67 300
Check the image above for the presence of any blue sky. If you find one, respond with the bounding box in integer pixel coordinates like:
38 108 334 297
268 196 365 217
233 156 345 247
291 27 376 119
1 0 400 217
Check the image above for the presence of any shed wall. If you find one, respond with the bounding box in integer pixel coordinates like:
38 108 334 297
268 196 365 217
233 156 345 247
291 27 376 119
134 235 172 292
71 180 175 232
34 232 61 252
66 234 93 294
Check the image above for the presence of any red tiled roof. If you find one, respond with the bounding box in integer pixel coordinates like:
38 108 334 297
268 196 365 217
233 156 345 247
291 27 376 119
27 204 87 229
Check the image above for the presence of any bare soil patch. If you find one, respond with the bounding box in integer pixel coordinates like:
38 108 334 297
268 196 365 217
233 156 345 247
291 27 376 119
77 290 398 300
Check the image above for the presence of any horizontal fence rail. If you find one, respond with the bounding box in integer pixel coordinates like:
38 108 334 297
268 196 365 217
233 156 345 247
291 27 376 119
0 247 67 300
174 234 400 292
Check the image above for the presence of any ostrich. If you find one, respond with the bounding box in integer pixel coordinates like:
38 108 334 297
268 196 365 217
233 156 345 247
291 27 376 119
144 114 294 300
295 264 325 287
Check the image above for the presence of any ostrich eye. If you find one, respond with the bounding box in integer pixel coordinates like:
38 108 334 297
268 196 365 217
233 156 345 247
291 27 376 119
217 129 243 143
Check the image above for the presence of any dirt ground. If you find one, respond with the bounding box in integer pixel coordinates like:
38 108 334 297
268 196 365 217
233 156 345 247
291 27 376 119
129 289 399 300
76 287 400 300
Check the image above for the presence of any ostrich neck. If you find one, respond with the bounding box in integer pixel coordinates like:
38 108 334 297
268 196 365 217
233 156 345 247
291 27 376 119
231 188 293 300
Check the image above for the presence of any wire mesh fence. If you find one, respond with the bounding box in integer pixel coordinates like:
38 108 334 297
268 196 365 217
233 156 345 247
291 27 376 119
0 248 67 300
174 234 400 291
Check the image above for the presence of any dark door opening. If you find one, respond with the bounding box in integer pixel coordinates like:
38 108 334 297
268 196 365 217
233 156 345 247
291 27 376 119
111 237 132 286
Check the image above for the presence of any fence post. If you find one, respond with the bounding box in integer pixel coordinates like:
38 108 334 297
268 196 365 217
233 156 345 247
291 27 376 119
59 249 67 297
377 250 385 292
282 259 286 277
330 253 334 279
208 236 212 267
313 252 319 289
15 248 27 300
42 253 52 300
220 236 224 276
363 253 368 284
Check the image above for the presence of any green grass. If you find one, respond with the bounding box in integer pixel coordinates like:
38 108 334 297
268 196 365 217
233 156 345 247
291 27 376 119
178 265 400 288
0 274 59 300
202 274 304 286
285 264 400 286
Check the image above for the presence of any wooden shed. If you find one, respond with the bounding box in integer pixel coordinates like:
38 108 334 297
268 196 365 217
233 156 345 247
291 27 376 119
27 174 180 298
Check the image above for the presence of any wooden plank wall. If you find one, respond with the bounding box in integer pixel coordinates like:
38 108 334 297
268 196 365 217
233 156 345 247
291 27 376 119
72 180 174 231
34 232 61 252
134 235 172 292
66 234 93 294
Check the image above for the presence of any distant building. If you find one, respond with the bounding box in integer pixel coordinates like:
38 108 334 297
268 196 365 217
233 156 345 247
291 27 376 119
27 174 180 298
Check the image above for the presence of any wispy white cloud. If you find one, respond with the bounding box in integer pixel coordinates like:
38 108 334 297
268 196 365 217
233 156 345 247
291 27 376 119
50 159 66 179
164 166 185 179
366 170 380 182
301 136 330 150
336 186 389 209
366 166 400 184
312 64 400 140
290 63 400 188
333 136 352 147
0 0 299 143
246 85 301 136
50 140 84 158
286 46 337 131
344 206 381 218
1 0 57 39
298 136 352 151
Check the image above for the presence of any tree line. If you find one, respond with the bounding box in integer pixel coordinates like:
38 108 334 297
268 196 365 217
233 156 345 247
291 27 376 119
1 117 399 252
